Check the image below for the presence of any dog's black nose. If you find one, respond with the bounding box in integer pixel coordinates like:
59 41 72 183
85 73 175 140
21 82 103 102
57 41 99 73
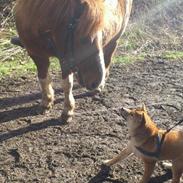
121 107 130 119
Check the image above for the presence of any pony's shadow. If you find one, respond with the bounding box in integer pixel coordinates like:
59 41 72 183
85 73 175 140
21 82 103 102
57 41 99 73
0 118 66 142
0 88 97 124
88 165 172 183
88 165 126 183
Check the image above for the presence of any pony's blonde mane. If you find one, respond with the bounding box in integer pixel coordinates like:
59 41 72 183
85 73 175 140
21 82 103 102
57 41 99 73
78 0 105 37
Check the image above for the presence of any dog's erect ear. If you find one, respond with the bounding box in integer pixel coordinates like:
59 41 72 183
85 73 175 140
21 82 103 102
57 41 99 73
142 113 147 124
142 103 147 113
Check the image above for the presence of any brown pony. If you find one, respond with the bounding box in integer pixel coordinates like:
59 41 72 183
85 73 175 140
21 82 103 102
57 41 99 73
14 0 133 122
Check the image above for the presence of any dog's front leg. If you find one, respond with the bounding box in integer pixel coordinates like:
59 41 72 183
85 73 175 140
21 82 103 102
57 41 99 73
103 143 133 166
140 159 156 183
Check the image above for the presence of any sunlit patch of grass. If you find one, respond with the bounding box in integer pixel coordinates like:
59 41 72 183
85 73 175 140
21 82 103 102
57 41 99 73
119 28 146 52
0 57 61 79
114 50 183 65
0 25 182 79
114 53 146 64
161 51 183 60
0 59 36 78
0 27 62 79
0 28 25 61
1 50 182 79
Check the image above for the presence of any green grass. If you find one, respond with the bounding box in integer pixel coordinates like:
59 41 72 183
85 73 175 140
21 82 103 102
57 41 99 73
0 57 60 79
119 28 145 51
114 50 183 65
161 51 183 60
0 50 183 79
0 26 183 79
114 53 146 64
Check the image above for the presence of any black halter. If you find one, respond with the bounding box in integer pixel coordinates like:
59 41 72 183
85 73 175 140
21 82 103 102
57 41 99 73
49 3 84 79
62 16 79 78
35 2 84 79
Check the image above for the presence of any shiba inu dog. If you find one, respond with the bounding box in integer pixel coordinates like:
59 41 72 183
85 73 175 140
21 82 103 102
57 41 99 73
104 105 183 183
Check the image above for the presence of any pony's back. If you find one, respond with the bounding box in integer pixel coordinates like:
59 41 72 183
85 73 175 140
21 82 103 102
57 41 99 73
15 0 105 38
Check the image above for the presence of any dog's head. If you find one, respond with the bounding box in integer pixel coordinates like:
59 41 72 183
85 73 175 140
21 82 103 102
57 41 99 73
121 104 148 131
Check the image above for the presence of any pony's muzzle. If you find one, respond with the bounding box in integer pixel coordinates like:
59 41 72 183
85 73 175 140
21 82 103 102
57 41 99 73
86 81 100 91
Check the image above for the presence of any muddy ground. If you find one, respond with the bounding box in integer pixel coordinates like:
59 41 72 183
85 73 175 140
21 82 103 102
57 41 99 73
0 59 183 183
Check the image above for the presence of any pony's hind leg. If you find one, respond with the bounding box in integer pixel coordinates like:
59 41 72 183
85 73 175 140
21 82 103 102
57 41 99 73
61 73 75 122
31 55 54 110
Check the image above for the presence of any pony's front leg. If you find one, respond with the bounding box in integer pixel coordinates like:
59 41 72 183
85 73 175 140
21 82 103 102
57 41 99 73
61 73 75 122
39 75 54 110
31 55 54 111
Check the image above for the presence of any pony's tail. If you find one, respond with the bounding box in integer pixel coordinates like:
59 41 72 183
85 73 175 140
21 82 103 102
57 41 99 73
77 0 105 38
11 36 24 48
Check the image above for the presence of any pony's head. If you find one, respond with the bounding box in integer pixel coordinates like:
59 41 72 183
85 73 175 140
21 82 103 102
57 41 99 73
75 31 105 91
74 0 106 91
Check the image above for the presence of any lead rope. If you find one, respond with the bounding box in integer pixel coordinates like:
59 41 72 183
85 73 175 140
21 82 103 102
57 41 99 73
165 118 183 133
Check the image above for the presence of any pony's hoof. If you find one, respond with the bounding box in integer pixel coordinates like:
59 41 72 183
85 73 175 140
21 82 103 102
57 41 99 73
96 83 105 93
36 106 51 115
41 101 54 111
61 113 73 123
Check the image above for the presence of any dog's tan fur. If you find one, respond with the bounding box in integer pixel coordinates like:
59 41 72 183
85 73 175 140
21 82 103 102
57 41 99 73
104 105 183 183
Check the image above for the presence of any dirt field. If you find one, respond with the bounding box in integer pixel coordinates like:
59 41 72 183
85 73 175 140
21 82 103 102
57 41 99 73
0 59 183 183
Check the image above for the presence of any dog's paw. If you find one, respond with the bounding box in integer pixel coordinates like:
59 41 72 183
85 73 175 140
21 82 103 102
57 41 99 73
102 159 111 166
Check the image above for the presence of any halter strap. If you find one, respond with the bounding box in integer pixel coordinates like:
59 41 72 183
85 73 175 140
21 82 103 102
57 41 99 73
57 3 84 79
43 2 84 79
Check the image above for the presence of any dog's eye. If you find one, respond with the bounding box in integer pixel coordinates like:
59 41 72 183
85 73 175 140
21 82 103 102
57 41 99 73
130 113 134 116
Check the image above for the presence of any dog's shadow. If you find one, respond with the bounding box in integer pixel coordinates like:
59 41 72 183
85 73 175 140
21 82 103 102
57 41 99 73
149 169 172 183
88 165 172 183
88 165 127 183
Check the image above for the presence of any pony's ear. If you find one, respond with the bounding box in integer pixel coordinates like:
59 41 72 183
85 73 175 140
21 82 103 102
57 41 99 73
142 103 147 113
